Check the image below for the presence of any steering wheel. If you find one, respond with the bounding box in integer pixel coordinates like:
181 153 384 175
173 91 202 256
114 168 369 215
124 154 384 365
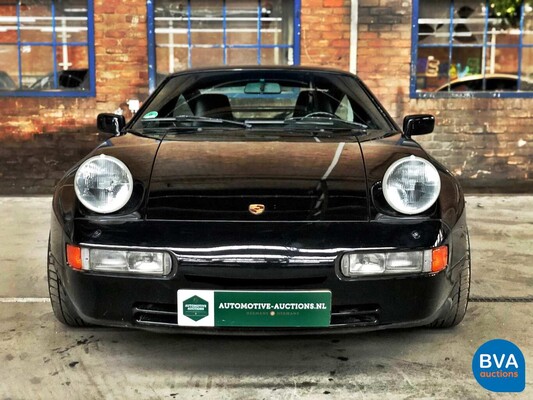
300 111 341 120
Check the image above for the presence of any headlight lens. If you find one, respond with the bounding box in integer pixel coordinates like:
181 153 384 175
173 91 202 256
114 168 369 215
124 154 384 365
382 156 441 215
74 155 133 213
340 249 438 277
80 248 172 275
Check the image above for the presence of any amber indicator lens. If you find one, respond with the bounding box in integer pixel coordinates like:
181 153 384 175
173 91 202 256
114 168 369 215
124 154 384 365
431 246 449 273
66 244 83 270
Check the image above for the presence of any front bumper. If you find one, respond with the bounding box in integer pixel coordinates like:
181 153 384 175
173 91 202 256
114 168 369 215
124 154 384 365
57 258 457 333
49 216 469 334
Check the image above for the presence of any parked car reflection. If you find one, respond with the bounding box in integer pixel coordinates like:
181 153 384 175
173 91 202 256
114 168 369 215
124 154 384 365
0 71 16 90
435 74 533 92
30 69 89 90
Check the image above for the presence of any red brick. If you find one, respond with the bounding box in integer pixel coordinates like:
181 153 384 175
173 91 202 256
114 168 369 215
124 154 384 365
324 0 344 7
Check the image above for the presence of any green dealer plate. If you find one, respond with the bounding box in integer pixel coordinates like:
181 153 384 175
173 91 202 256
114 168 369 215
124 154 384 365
177 290 332 328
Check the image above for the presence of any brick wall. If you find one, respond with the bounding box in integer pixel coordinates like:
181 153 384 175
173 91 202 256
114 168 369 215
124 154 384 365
0 0 149 194
300 0 352 70
1 0 149 139
0 132 102 194
93 0 150 110
357 0 532 190
1 0 531 194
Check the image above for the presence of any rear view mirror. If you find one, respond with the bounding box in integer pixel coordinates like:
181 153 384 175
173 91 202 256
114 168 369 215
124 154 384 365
97 113 126 135
244 82 282 94
403 114 435 138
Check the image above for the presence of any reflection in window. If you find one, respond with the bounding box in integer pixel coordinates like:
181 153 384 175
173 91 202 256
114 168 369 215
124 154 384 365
150 0 297 87
0 0 94 96
412 0 533 96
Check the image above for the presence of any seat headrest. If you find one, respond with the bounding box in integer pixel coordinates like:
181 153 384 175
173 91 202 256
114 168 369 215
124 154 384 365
293 91 336 118
193 93 234 120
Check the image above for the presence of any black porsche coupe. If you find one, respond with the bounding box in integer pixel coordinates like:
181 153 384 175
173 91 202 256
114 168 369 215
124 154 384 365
48 66 470 333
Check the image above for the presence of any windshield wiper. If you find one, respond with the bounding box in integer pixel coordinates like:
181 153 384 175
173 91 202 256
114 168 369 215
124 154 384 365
282 119 368 137
142 115 251 129
286 116 368 131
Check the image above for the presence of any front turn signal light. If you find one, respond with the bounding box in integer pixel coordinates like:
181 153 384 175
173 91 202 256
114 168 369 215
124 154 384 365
66 244 82 270
431 245 448 273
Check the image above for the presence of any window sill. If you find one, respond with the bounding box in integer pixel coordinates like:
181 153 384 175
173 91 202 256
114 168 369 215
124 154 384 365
411 91 533 99
0 90 96 98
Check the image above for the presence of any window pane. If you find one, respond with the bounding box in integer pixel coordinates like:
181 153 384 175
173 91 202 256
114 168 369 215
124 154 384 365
486 6 520 49
22 45 53 89
20 0 52 43
58 68 88 90
521 0 533 90
261 48 291 65
524 3 533 46
0 0 93 95
415 0 533 94
55 1 88 44
191 0 222 45
58 45 89 70
485 46 518 75
227 48 256 65
451 47 483 79
452 2 485 45
153 0 296 73
56 44 89 90
520 47 533 89
261 0 293 47
415 0 453 92
416 48 449 91
156 46 188 74
0 45 19 90
0 3 18 44
417 0 451 45
0 3 18 89
154 1 189 73
226 0 258 46
191 47 223 68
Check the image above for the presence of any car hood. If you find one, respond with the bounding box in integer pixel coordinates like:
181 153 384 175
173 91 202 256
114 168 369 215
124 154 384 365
146 135 368 221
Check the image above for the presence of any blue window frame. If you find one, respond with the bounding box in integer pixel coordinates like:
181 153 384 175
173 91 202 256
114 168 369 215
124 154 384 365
411 0 533 98
0 0 95 97
147 0 301 93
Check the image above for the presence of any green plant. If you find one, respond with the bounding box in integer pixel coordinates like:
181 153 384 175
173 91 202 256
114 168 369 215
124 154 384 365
490 0 531 28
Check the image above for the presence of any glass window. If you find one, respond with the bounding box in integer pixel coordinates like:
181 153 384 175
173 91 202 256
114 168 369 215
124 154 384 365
0 0 95 96
133 70 392 133
149 0 299 90
412 0 533 97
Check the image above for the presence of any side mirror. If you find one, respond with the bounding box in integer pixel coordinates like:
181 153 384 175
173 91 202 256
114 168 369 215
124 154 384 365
97 113 126 135
403 114 435 138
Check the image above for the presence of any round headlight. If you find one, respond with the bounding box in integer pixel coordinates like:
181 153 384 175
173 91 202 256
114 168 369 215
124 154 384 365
74 155 133 214
382 156 441 215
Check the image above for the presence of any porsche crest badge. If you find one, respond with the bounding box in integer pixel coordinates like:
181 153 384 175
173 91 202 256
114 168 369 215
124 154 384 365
248 204 266 215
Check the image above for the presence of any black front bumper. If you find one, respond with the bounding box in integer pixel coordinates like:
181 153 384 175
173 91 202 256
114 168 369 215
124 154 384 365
57 260 456 334
49 216 469 334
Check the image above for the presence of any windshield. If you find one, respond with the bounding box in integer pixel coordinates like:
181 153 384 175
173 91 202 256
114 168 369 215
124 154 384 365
131 70 394 134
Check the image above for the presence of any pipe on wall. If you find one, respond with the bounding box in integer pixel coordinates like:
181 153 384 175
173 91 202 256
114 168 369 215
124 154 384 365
349 0 358 74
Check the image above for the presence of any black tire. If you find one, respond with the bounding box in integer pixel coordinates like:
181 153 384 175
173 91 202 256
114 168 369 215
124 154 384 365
429 244 471 329
47 239 88 327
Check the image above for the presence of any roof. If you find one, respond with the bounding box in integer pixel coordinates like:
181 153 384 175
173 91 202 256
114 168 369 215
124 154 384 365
166 65 356 79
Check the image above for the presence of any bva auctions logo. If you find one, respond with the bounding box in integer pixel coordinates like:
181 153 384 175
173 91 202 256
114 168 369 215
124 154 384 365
183 295 209 322
472 339 526 392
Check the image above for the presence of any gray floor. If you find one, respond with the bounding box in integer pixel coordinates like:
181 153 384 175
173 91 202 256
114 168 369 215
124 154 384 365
0 196 532 399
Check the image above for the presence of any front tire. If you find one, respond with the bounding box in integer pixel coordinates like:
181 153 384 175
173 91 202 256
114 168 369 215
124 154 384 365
47 239 87 327
429 242 471 329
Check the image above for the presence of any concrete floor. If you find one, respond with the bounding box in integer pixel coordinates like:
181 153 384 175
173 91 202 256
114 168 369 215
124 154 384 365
0 196 531 399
